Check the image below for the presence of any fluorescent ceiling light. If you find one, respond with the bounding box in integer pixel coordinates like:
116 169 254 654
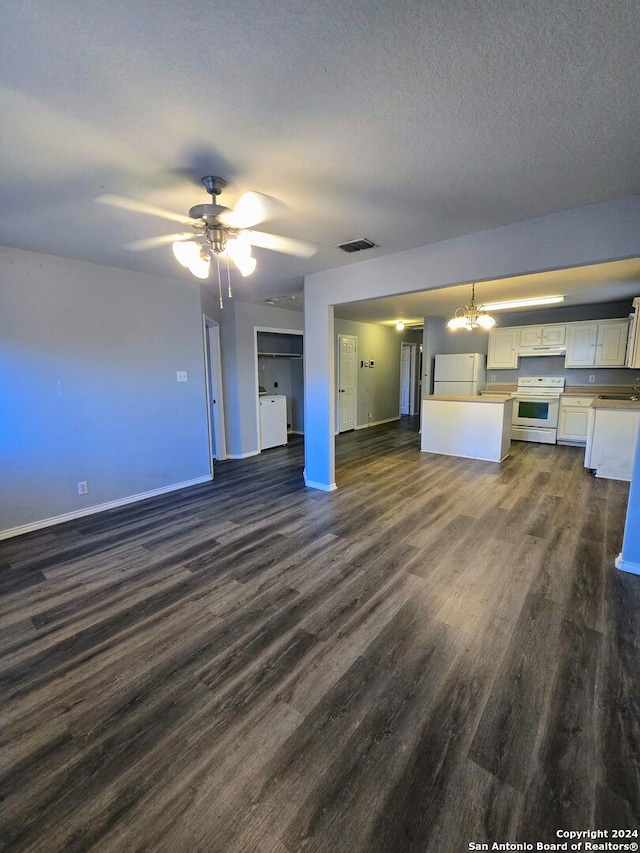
481 295 565 311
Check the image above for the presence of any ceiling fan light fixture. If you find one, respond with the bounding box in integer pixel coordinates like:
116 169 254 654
172 240 200 268
187 249 211 280
225 232 252 262
234 255 257 277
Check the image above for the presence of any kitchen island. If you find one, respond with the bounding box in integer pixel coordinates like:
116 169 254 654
421 394 513 462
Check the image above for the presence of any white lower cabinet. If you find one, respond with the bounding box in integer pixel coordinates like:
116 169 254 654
584 406 640 481
557 396 594 444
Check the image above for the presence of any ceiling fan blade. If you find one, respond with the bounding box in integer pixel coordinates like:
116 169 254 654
124 232 197 251
218 192 287 229
96 193 197 226
245 230 318 258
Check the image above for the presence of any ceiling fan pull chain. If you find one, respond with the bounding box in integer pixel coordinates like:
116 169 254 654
215 254 223 309
227 256 233 299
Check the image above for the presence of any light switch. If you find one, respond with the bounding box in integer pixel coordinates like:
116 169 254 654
177 371 188 382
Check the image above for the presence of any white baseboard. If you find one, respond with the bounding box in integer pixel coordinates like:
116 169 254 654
355 416 401 430
615 553 640 575
303 474 337 492
226 450 261 459
0 475 212 541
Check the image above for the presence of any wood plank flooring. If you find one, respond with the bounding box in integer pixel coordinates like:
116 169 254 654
1 418 639 852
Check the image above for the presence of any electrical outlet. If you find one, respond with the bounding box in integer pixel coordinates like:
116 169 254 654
176 370 188 382
588 374 595 383
77 481 88 495
491 374 496 382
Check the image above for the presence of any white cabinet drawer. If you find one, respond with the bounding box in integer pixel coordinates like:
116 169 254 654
561 396 594 408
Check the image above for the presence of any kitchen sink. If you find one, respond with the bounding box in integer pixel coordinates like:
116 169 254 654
598 394 640 401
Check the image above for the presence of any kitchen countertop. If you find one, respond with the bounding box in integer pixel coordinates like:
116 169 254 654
590 397 640 410
562 385 639 396
484 384 640 397
426 394 512 403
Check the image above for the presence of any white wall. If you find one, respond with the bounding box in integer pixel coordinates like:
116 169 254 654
304 196 640 489
1 246 211 537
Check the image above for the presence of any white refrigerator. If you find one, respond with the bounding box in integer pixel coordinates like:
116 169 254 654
433 353 486 395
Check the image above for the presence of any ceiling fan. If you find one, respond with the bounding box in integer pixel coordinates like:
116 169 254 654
97 176 318 306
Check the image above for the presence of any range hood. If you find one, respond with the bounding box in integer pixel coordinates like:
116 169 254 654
518 344 567 357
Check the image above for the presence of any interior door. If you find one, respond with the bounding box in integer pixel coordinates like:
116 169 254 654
400 343 413 415
204 318 226 468
338 335 357 432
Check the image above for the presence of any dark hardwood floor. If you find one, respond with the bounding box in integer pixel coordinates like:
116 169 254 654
1 418 639 852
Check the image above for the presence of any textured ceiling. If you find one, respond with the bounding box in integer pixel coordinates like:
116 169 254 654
1 0 639 315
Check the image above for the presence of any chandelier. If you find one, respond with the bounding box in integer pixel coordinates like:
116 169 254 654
447 283 496 331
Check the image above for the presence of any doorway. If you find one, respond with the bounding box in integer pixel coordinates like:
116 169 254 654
338 334 357 432
203 315 226 475
400 342 417 416
255 328 304 451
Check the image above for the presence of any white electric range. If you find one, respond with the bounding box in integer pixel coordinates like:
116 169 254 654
511 376 565 444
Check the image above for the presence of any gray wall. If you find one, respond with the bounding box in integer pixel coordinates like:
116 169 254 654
1 245 211 536
421 317 446 396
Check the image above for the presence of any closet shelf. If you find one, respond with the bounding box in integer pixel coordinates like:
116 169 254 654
258 352 303 359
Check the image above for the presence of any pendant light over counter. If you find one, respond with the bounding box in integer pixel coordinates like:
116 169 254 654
447 283 496 331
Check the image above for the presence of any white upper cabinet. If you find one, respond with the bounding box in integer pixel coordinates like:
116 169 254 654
596 320 629 366
519 327 542 347
627 306 640 369
487 314 634 370
565 324 598 366
541 325 566 346
565 319 629 367
487 327 519 369
519 325 566 347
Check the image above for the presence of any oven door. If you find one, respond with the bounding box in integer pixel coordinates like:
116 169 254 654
512 395 560 429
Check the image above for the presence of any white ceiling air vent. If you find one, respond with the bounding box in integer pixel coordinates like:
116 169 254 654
336 237 378 253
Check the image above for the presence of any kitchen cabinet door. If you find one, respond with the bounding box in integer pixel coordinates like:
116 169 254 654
565 324 598 367
541 325 566 346
518 325 566 347
595 320 629 366
557 397 593 444
487 328 519 369
519 327 542 347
